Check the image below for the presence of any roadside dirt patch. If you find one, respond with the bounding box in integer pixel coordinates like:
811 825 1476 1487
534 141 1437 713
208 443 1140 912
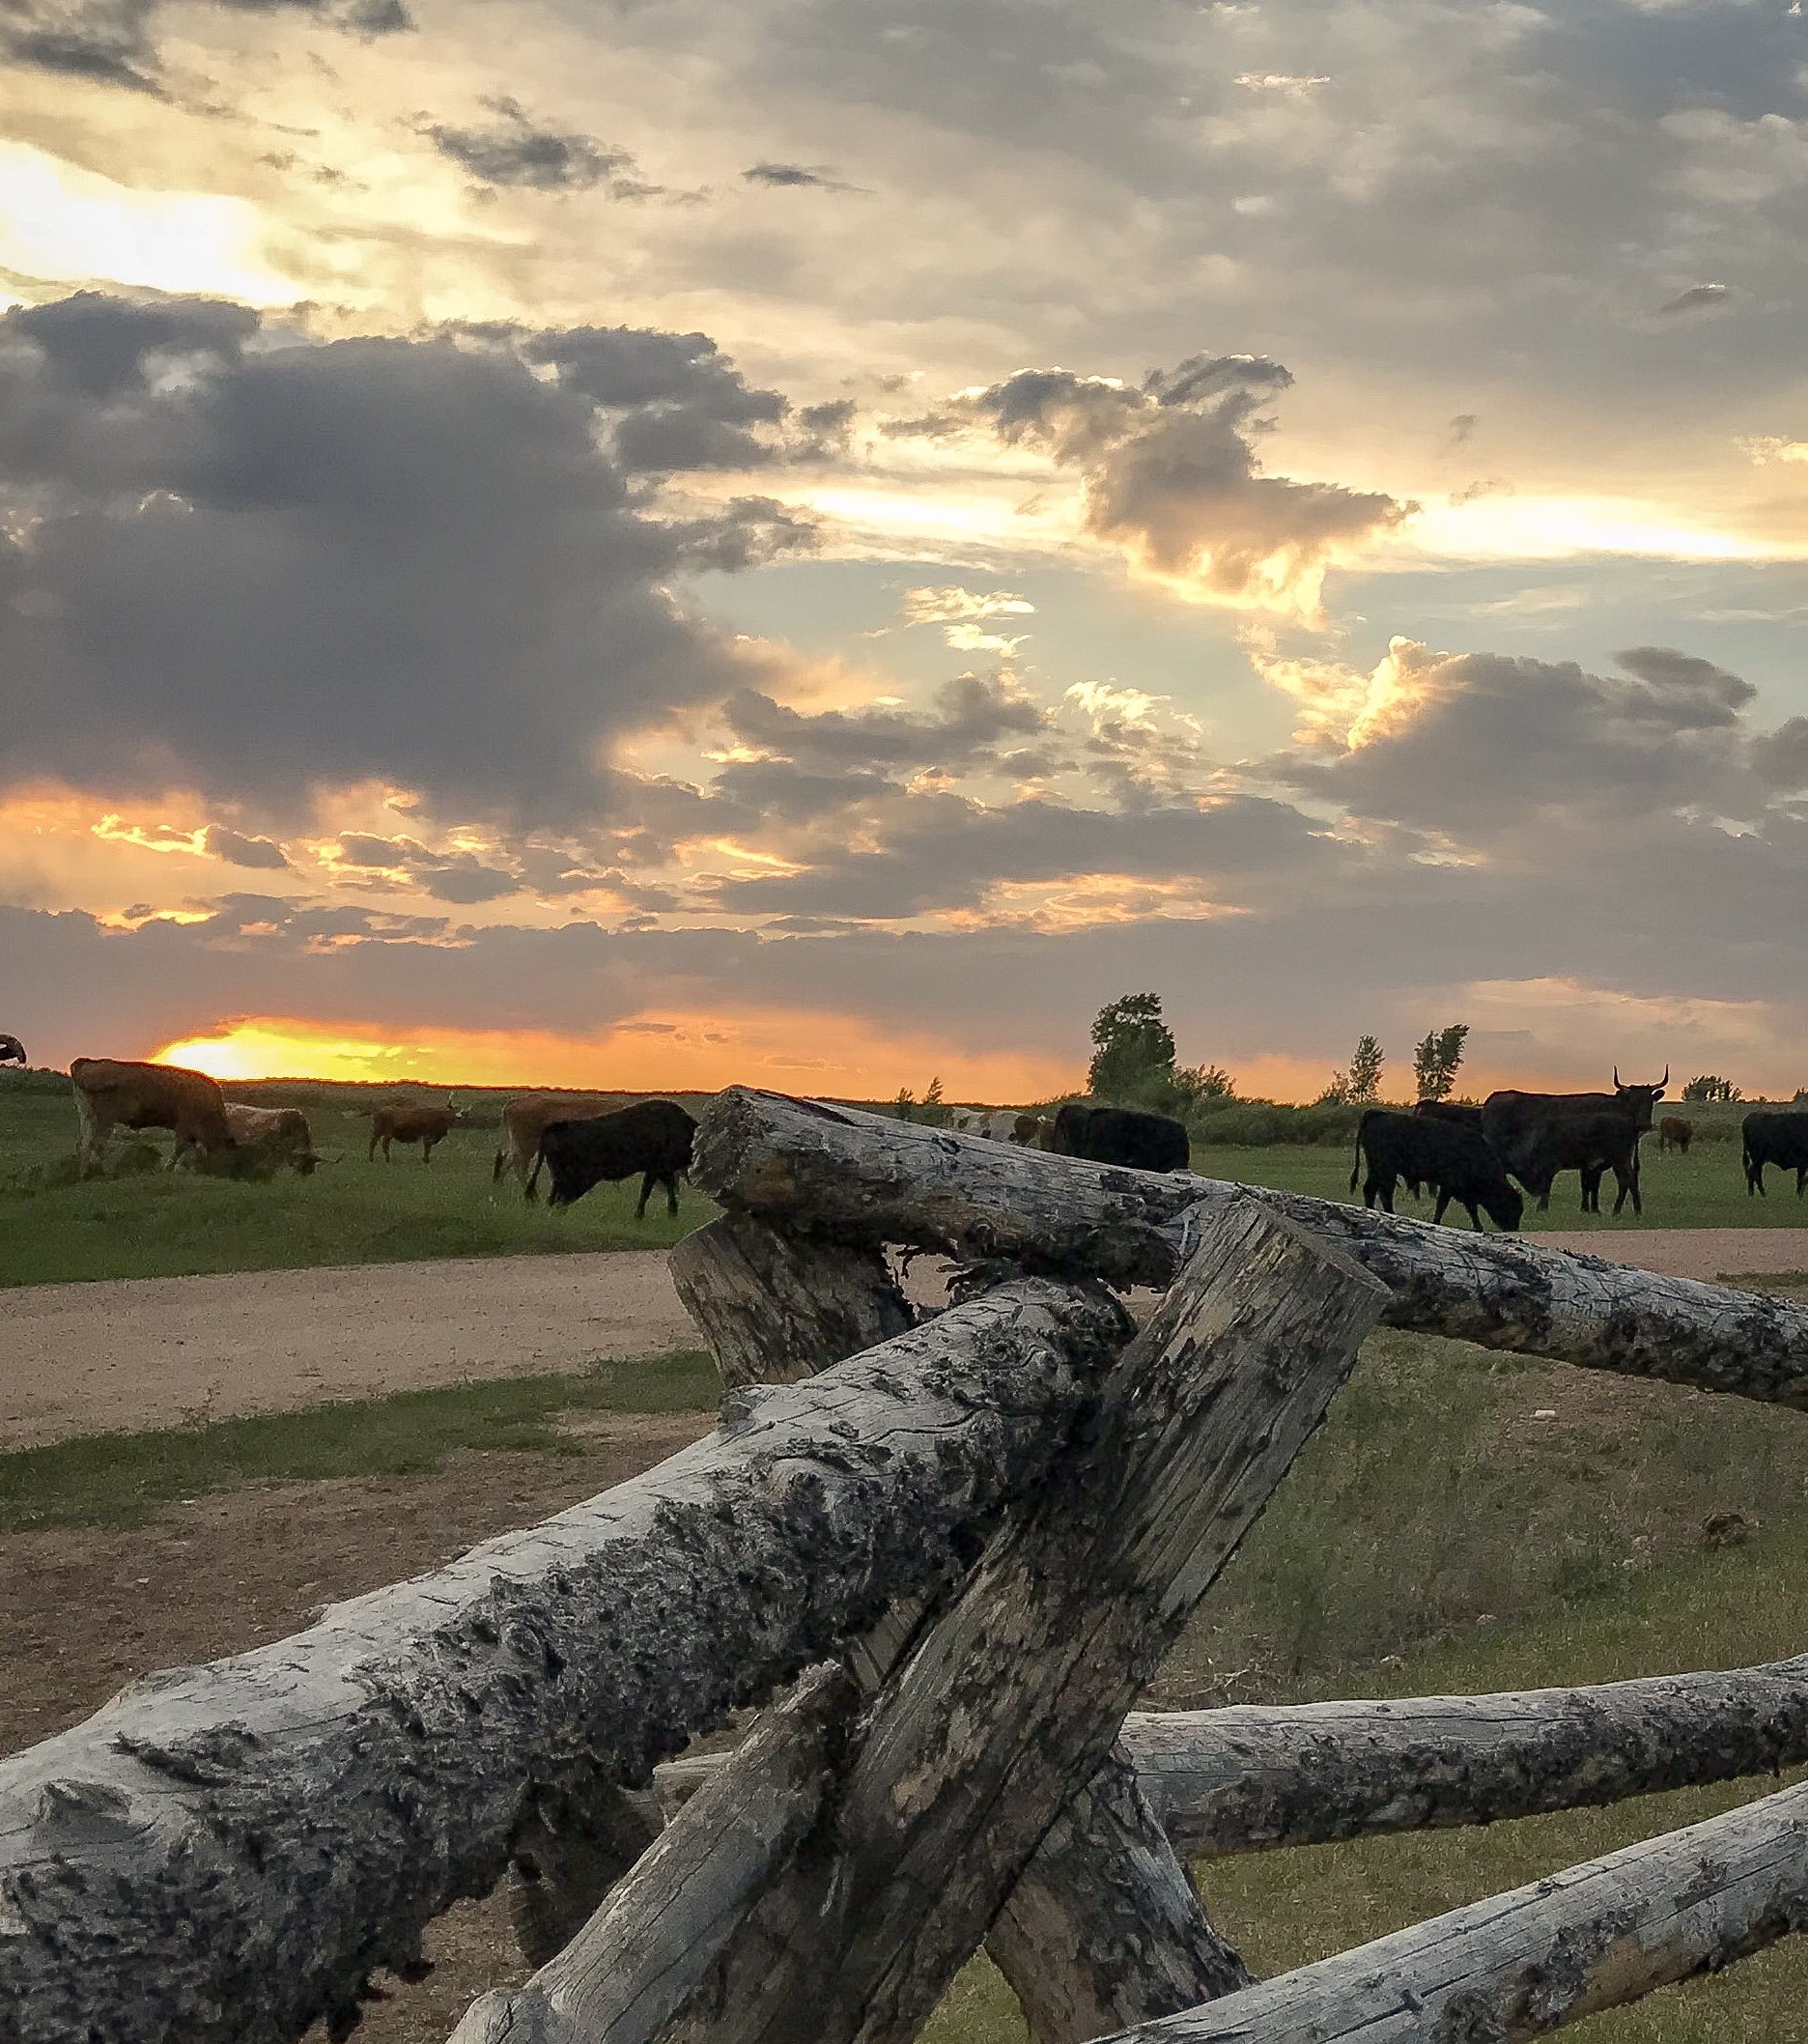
0 1251 694 1449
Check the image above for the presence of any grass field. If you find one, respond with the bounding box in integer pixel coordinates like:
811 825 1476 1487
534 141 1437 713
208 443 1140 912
4 1076 1804 1288
0 1084 716 1285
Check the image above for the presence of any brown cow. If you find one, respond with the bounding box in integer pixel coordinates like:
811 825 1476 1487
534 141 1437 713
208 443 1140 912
70 1057 236 1176
223 1102 323 1175
1658 1115 1693 1154
494 1093 619 1197
369 1094 461 1163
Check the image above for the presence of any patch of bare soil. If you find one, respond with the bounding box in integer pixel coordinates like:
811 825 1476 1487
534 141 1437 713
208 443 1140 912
0 1412 714 2044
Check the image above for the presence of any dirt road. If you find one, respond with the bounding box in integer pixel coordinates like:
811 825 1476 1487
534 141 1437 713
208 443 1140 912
4 1229 1802 1453
0 1253 693 1450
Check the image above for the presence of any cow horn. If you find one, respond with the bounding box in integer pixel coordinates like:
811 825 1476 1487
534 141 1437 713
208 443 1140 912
1660 1064 1669 1088
1613 1065 1621 1089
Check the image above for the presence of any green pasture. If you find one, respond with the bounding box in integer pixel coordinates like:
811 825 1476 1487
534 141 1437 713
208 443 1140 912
2 1072 1804 1287
0 1080 716 1287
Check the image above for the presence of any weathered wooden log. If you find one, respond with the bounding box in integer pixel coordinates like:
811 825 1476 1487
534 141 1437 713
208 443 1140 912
1100 1772 1808 2042
669 1211 913 1390
693 1088 1808 1406
986 1746 1253 2044
0 1281 1128 2044
1130 1654 1808 1856
507 1773 663 1969
650 1200 1386 2044
653 1652 1808 1860
450 1662 859 2044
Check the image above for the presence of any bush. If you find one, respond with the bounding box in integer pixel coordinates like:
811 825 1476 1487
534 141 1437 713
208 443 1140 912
1188 1099 1370 1148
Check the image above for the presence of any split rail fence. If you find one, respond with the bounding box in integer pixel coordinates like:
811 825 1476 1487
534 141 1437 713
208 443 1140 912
7 1087 1808 2044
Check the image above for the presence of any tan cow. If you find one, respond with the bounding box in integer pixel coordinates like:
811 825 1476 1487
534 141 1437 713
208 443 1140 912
369 1094 461 1163
70 1057 236 1176
493 1093 619 1198
223 1102 322 1175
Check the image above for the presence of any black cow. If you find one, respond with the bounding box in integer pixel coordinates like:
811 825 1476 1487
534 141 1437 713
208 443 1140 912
1523 1111 1645 1216
1349 1110 1522 1231
1050 1102 1189 1174
0 1034 24 1066
1742 1111 1808 1197
529 1099 697 1216
1412 1099 1483 1128
1482 1067 1666 1201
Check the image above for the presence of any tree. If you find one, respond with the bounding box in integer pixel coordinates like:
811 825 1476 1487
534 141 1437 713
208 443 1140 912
1682 1075 1741 1104
1179 1064 1237 1104
1412 1024 1469 1102
1324 1035 1385 1106
1088 994 1179 1104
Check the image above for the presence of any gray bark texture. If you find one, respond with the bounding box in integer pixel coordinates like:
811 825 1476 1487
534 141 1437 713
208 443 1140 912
650 1199 1387 2044
986 1746 1253 2044
0 1281 1127 2044
669 1211 913 1390
651 1653 1808 1861
692 1088 1808 1406
1128 1654 1808 1856
1099 1772 1808 2042
508 1774 663 1967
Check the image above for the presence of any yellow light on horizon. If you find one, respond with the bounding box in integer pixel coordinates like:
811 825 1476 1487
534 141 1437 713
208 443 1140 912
0 141 297 306
1410 494 1798 565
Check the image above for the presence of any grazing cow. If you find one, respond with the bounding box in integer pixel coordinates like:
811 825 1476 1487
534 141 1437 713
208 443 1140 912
1349 1109 1522 1232
494 1093 617 1197
1657 1116 1693 1155
1482 1067 1667 1203
1742 1111 1808 1197
529 1099 697 1216
1412 1099 1484 1128
0 1034 24 1066
222 1102 322 1175
69 1057 236 1176
369 1095 460 1163
1523 1111 1645 1216
1050 1103 1189 1174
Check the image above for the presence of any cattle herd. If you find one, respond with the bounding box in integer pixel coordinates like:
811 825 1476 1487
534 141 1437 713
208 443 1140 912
7 1041 1808 1228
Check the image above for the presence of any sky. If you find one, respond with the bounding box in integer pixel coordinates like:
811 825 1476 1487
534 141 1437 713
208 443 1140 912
2 0 1807 1103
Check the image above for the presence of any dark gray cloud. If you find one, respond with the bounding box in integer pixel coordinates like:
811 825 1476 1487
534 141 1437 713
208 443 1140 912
0 293 800 828
940 355 1408 603
426 98 652 195
741 161 862 192
1656 283 1733 317
1275 641 1778 837
723 672 1048 774
0 0 407 91
204 824 289 868
524 324 791 471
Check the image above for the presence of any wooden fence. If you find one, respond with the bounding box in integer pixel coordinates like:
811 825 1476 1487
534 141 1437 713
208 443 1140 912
5 1086 1808 2044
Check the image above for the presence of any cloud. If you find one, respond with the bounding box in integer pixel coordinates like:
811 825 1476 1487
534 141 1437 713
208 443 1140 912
426 98 653 195
742 162 862 191
0 0 408 91
896 584 1035 654
722 671 1049 775
937 355 1410 615
1271 639 1778 836
0 293 800 829
1655 282 1734 316
204 824 288 869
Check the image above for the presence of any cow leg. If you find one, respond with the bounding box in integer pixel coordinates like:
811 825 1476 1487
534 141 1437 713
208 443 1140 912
636 1170 655 1220
664 1173 680 1218
74 1093 109 1178
1798 1168 1807 1198
1431 1188 1453 1225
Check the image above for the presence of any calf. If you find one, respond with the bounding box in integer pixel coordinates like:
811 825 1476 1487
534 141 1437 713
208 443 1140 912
529 1099 697 1216
369 1096 460 1163
1657 1116 1693 1155
1743 1111 1808 1197
1349 1109 1522 1232
70 1056 236 1176
1050 1102 1189 1174
222 1102 322 1175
